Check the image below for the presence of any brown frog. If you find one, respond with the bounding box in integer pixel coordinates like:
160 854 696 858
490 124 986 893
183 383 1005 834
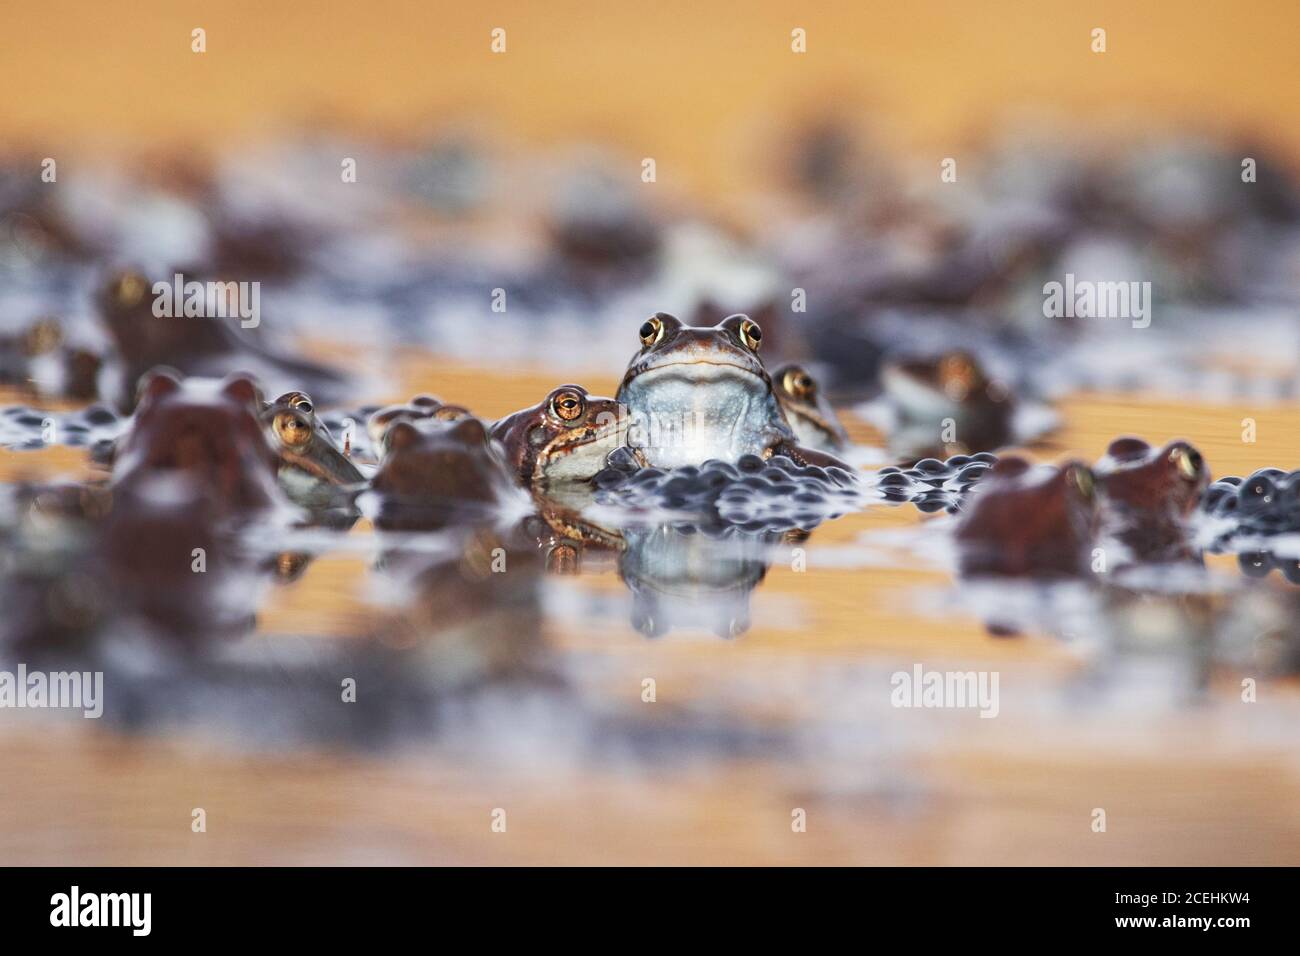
1094 437 1209 564
770 363 850 453
617 313 851 470
366 394 472 458
97 269 348 411
111 369 283 514
261 390 365 511
368 415 517 530
955 456 1099 578
491 385 632 486
880 350 1015 459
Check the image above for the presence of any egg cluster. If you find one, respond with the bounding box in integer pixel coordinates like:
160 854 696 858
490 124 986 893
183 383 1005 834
594 452 861 532
871 453 999 513
1201 468 1300 540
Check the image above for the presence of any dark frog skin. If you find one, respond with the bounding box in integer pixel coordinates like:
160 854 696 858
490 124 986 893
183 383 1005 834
955 456 1099 578
261 390 365 511
368 415 518 530
491 384 632 486
111 368 283 514
97 269 348 412
880 350 1014 458
617 313 850 470
1094 437 1209 564
770 363 849 452
366 394 472 458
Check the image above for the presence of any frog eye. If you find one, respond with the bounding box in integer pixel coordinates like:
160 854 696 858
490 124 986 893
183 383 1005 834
272 410 312 448
739 319 763 352
1069 464 1095 500
638 316 665 347
114 271 147 307
1170 444 1203 480
782 367 814 399
550 388 586 422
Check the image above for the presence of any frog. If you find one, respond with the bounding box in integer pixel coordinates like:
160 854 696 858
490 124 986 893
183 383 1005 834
955 456 1100 579
770 363 850 452
491 384 633 486
368 415 518 530
110 368 283 514
616 313 851 470
96 269 348 411
366 394 472 458
879 350 1015 459
261 390 365 511
1093 437 1209 564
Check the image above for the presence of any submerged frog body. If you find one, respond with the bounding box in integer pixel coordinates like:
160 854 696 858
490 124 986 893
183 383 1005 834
880 350 1015 458
617 313 849 470
368 415 516 530
111 369 283 514
955 456 1099 578
261 390 364 512
1094 437 1209 564
491 385 631 486
770 363 849 452
97 269 348 411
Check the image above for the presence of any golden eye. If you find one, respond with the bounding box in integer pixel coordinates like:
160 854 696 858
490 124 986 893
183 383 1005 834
115 272 147 307
1170 445 1202 480
783 367 814 399
739 319 763 351
550 389 585 422
272 411 312 448
638 316 665 347
1070 465 1095 500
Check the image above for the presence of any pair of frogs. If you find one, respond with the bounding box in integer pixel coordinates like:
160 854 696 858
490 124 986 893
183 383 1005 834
956 437 1209 578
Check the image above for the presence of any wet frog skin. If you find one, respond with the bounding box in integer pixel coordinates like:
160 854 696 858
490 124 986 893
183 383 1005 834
111 369 283 514
770 363 849 452
880 350 1015 457
617 312 850 470
261 390 365 510
491 384 630 486
1094 437 1208 564
368 415 515 530
97 269 348 411
955 456 1099 578
366 394 472 458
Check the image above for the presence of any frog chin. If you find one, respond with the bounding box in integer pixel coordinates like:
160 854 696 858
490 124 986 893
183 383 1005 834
539 427 625 482
623 369 781 468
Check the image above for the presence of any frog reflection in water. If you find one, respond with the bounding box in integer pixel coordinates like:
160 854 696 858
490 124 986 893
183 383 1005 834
880 350 1015 459
491 384 633 486
617 313 851 470
619 524 773 638
770 363 849 453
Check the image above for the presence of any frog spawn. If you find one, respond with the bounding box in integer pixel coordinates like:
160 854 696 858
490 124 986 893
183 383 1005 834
1199 467 1300 582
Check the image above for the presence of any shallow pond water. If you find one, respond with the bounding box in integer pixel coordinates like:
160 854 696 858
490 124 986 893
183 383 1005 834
4 355 1300 865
